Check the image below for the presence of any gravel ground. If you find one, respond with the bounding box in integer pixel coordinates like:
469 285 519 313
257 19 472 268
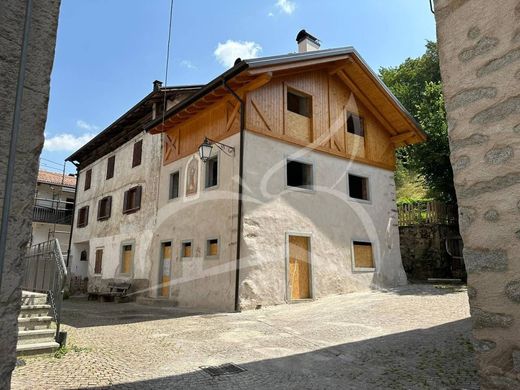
12 284 478 389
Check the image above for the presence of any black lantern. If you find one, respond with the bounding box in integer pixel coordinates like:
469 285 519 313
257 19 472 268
198 137 235 163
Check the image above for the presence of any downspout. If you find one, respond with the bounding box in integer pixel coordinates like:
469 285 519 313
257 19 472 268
65 164 80 269
223 80 245 312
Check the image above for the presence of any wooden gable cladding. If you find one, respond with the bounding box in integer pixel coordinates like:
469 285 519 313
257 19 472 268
162 99 240 165
246 69 397 170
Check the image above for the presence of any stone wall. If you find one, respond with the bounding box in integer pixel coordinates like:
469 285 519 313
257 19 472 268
434 0 520 388
0 0 61 387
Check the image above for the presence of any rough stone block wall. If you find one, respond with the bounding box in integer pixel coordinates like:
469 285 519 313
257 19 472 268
435 0 520 388
0 1 60 387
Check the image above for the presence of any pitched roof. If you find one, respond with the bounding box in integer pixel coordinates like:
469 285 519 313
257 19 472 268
38 170 76 188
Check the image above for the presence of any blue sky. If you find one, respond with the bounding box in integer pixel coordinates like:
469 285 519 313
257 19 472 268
41 0 436 174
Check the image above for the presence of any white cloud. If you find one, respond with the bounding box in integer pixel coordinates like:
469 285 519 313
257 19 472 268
76 120 99 131
44 132 96 152
214 40 262 68
275 0 296 14
268 12 274 17
180 60 196 69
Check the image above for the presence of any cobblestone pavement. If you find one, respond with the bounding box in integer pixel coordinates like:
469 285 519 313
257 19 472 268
12 284 478 389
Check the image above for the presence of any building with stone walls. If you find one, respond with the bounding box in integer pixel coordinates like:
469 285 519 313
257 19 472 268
434 1 520 388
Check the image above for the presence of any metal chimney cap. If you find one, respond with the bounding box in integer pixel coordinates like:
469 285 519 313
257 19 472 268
296 29 319 45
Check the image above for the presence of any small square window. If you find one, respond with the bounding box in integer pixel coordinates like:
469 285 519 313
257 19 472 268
121 244 133 274
77 206 89 228
205 156 218 188
181 241 192 258
287 90 312 117
348 174 369 201
353 241 374 270
347 113 364 137
84 169 92 190
169 171 179 199
106 156 115 180
206 238 219 258
287 160 313 190
97 196 112 220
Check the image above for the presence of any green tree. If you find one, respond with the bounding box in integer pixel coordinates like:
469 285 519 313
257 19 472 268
379 41 456 202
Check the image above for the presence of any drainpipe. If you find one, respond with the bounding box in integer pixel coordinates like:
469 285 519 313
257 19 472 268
65 164 80 269
223 80 245 312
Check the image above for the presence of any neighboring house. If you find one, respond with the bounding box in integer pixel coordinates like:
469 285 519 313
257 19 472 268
68 31 425 310
32 170 76 255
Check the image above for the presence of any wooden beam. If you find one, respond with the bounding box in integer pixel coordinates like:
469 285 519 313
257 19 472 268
390 131 415 144
247 55 351 75
242 72 272 92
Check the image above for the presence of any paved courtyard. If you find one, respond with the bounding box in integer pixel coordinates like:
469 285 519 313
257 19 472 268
12 284 478 389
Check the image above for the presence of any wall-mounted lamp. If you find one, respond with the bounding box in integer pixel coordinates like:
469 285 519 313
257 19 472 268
198 137 235 163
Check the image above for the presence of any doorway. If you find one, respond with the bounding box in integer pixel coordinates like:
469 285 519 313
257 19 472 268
158 242 172 297
287 234 312 300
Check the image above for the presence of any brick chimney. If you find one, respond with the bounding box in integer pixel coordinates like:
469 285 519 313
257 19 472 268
296 30 320 53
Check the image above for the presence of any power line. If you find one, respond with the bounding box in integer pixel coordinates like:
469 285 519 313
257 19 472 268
161 0 175 131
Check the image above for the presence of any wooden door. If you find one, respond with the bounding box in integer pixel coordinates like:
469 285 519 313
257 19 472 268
159 242 172 297
289 235 311 300
122 245 133 274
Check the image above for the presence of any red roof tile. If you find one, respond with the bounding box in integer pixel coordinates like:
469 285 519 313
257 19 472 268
37 170 76 188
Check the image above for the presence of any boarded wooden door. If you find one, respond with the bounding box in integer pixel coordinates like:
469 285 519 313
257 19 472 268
122 245 133 274
289 235 311 300
159 242 172 297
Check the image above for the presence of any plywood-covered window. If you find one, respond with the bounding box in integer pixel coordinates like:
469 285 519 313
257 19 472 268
346 113 365 137
205 155 218 189
287 90 312 117
348 174 369 201
121 244 133 274
287 160 313 190
97 196 112 220
123 186 142 214
169 171 180 199
94 248 103 274
106 155 115 180
206 238 219 258
181 241 192 258
132 140 143 168
353 241 374 270
77 206 89 228
84 169 92 190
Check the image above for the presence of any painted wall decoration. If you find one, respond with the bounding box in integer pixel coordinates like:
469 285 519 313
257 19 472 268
185 157 199 196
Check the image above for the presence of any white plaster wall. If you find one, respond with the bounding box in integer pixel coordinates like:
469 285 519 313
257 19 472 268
31 222 70 250
239 131 407 309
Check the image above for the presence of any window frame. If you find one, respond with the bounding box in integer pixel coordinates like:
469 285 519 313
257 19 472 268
132 140 143 168
84 169 92 191
347 173 371 203
97 196 112 221
119 241 135 276
106 155 115 180
169 170 180 200
77 205 89 228
204 154 219 190
285 158 315 192
351 240 376 272
180 240 193 260
205 237 220 259
346 112 365 137
122 185 142 214
287 88 312 118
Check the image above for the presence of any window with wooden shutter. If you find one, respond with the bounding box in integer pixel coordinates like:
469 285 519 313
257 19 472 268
206 238 219 258
84 169 92 190
106 156 115 179
205 156 218 188
121 244 133 274
77 206 89 227
352 241 374 270
97 196 112 220
123 186 142 214
169 171 179 199
346 113 365 137
94 249 103 274
181 241 192 258
132 140 143 168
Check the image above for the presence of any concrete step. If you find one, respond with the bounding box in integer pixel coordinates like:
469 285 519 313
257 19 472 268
16 341 59 356
17 329 56 345
21 291 47 306
18 316 54 331
18 304 52 318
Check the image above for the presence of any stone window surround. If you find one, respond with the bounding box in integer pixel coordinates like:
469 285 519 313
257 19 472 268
351 239 376 272
180 240 193 260
119 240 135 277
205 237 220 259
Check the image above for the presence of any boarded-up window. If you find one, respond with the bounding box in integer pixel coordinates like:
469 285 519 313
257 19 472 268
106 156 115 179
287 90 312 117
169 171 179 199
84 169 92 190
97 196 112 220
181 241 192 258
132 140 143 168
206 238 219 258
347 113 364 137
287 160 313 189
121 244 133 274
123 186 142 214
353 241 374 269
77 206 89 227
348 174 369 200
94 249 103 274
205 156 218 188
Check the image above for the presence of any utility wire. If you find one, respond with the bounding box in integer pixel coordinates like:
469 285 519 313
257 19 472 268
161 0 175 131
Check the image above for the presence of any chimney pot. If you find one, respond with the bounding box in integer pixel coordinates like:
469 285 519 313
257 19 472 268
296 29 320 53
153 80 163 91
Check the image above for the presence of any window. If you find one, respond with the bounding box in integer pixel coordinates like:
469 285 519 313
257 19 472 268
84 169 92 190
347 113 364 137
106 155 115 179
206 238 219 258
123 186 142 214
65 197 74 210
169 171 179 199
97 196 112 220
77 206 89 228
287 90 312 117
348 174 369 201
94 249 103 274
121 244 133 274
286 160 313 190
181 241 192 258
132 140 143 168
205 155 218 188
353 241 374 270
80 250 88 262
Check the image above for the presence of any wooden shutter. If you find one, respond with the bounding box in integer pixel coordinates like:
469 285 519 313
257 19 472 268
135 186 142 210
353 242 374 268
132 140 143 167
84 169 91 190
94 249 103 274
123 190 129 213
106 156 115 179
106 196 112 218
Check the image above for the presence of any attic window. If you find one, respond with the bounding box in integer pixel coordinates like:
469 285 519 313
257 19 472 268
84 169 92 190
106 156 115 180
132 140 143 168
287 90 312 118
287 160 313 190
347 113 364 137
